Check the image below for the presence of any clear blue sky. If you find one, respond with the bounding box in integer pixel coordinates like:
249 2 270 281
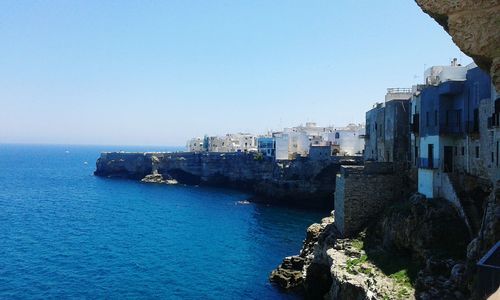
0 0 471 146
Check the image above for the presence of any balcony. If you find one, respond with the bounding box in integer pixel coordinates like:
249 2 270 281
439 124 464 135
387 88 412 94
437 81 464 95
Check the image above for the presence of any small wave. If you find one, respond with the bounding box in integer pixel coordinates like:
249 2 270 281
236 200 251 205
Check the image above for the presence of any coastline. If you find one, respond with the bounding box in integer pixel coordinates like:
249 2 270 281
94 151 363 210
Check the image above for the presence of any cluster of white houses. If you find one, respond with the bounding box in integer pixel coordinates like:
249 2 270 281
187 133 258 153
187 122 365 160
365 60 499 199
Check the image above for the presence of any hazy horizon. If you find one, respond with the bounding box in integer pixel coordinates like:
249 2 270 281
0 1 472 146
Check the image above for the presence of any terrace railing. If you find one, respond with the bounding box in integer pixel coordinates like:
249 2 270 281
387 88 412 94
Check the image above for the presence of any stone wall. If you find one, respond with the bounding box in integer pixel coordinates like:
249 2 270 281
376 106 386 160
364 100 410 164
364 104 383 161
385 99 411 162
334 163 407 237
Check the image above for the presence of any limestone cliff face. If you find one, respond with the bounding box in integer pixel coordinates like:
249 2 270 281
94 152 363 209
377 194 471 261
94 152 154 180
415 0 500 90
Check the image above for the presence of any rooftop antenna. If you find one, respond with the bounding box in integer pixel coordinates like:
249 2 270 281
423 64 427 84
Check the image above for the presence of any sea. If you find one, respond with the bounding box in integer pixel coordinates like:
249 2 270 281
0 144 324 299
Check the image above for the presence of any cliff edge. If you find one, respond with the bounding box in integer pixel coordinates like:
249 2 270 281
94 152 363 209
271 194 472 299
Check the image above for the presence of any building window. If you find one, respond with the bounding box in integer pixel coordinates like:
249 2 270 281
473 109 479 132
428 144 434 168
426 112 429 127
461 147 465 156
497 141 499 167
335 132 340 139
475 146 480 158
492 152 494 163
415 146 418 166
434 110 438 126
454 147 457 156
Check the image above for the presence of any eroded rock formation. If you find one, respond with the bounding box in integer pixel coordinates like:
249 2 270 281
415 0 500 91
269 216 332 292
270 194 474 299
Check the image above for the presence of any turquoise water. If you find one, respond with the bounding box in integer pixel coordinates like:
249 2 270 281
0 144 323 299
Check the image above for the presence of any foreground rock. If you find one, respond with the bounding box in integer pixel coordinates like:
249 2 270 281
269 256 305 290
271 214 416 299
271 194 473 299
270 216 332 291
415 258 468 300
309 225 416 299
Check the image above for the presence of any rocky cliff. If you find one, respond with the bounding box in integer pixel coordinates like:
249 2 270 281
415 0 500 91
94 152 363 209
271 194 472 299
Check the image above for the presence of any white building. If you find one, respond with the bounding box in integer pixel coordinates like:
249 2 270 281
187 137 204 152
188 122 364 159
272 122 365 160
325 124 365 156
274 122 335 160
187 133 257 153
